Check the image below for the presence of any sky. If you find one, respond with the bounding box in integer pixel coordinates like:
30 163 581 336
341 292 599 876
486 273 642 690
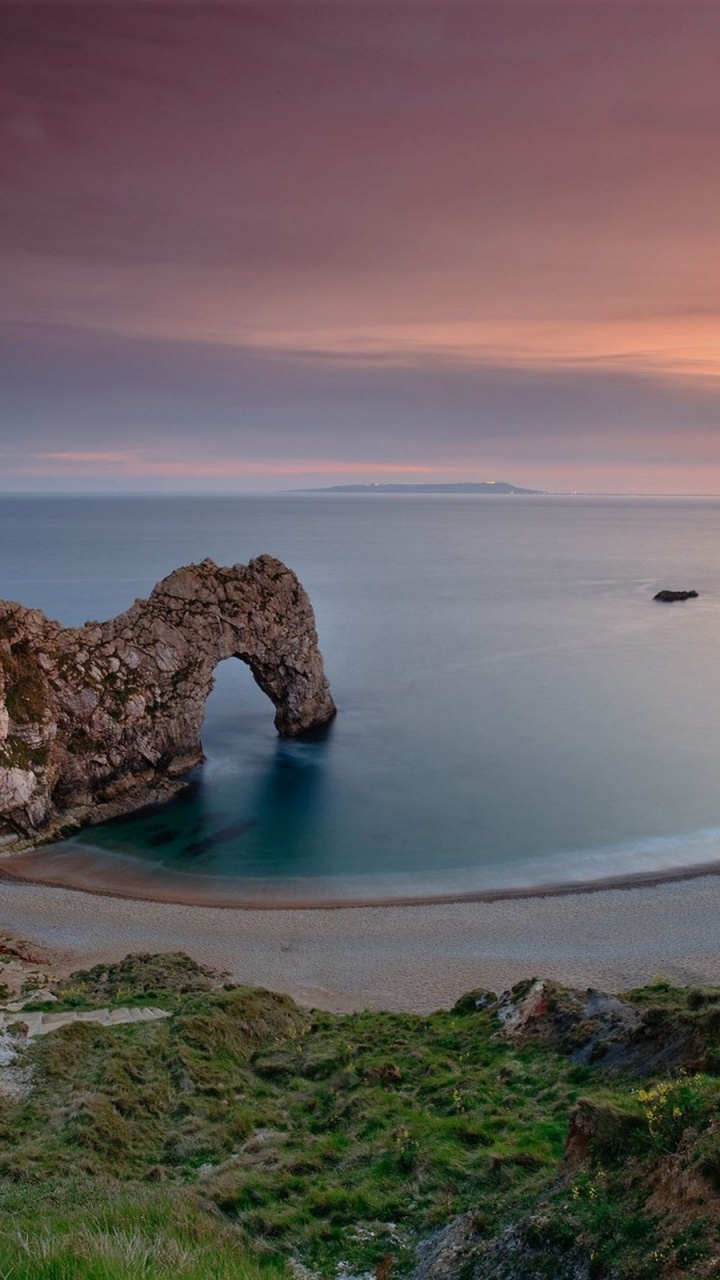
3 1 720 494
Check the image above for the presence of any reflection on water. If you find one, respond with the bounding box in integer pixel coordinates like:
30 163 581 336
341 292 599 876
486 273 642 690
77 719 334 883
253 731 332 871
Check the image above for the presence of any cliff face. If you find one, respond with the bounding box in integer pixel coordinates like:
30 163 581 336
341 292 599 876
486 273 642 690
0 556 336 849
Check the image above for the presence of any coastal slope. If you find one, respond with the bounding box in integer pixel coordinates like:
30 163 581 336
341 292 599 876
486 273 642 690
0 948 719 1279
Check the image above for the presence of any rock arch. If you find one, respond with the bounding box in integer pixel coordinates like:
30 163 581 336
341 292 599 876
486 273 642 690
0 556 336 849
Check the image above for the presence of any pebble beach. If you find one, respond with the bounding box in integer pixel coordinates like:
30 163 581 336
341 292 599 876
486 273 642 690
0 872 719 1013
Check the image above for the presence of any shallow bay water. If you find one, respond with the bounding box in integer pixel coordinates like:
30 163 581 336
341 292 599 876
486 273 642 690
3 493 720 902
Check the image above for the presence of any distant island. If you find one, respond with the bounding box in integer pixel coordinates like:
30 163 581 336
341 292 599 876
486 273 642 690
291 481 543 494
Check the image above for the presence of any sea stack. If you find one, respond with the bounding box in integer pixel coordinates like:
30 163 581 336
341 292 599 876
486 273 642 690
0 556 336 850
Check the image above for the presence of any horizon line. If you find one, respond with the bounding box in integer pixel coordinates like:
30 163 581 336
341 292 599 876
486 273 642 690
4 489 720 500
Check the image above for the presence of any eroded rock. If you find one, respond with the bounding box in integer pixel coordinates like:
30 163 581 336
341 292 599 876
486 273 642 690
493 978 718 1074
0 556 336 848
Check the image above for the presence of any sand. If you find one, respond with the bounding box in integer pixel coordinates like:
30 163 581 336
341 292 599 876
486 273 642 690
0 873 719 1012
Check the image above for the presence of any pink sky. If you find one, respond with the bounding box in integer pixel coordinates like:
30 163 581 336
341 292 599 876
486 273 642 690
3 3 720 492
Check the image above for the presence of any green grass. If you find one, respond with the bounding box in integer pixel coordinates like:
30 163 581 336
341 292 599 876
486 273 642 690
0 644 47 725
54 952 221 1007
502 1069 720 1280
0 1182 285 1280
0 958 586 1275
2 956 720 1278
0 735 49 770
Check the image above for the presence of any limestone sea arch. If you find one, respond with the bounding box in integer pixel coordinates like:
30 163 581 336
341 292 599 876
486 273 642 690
0 556 336 850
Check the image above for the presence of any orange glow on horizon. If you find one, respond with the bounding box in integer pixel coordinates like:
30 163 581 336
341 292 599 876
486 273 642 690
211 316 720 386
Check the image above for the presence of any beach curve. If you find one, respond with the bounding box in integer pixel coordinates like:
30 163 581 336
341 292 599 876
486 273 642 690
0 872 719 1014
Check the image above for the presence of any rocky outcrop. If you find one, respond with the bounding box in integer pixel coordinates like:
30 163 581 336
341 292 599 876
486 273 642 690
0 556 336 849
413 979 720 1280
492 978 642 1066
490 977 717 1074
412 1211 598 1280
455 977 720 1076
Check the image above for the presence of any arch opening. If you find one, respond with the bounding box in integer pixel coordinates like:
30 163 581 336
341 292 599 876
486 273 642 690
0 555 335 848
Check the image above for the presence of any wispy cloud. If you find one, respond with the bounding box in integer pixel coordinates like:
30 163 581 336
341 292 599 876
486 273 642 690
37 451 135 463
5 4 720 492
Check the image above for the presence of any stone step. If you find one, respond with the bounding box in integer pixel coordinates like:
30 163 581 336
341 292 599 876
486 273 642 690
0 1006 170 1038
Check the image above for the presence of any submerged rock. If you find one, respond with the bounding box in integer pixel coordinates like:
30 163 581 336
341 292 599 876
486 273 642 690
0 556 336 848
653 589 699 601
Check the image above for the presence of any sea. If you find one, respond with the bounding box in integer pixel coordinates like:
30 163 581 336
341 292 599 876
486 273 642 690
3 493 720 904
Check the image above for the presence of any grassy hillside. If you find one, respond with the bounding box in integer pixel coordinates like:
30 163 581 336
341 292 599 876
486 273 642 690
0 955 719 1279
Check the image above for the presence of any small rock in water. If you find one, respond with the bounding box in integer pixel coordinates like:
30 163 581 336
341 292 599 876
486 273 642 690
653 589 699 602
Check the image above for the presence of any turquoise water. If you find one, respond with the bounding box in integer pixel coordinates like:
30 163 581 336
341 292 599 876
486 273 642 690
3 494 720 901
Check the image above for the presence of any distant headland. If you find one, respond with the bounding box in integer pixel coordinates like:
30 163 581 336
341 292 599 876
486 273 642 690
290 481 543 495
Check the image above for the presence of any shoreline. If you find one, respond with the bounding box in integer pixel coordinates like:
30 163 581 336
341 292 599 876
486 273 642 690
1 845 720 910
0 866 719 1014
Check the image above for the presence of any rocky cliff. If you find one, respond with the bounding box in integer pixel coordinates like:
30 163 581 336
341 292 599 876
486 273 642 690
0 556 336 849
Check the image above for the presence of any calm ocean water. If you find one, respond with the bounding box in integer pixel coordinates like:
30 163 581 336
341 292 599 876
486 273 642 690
3 493 720 902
